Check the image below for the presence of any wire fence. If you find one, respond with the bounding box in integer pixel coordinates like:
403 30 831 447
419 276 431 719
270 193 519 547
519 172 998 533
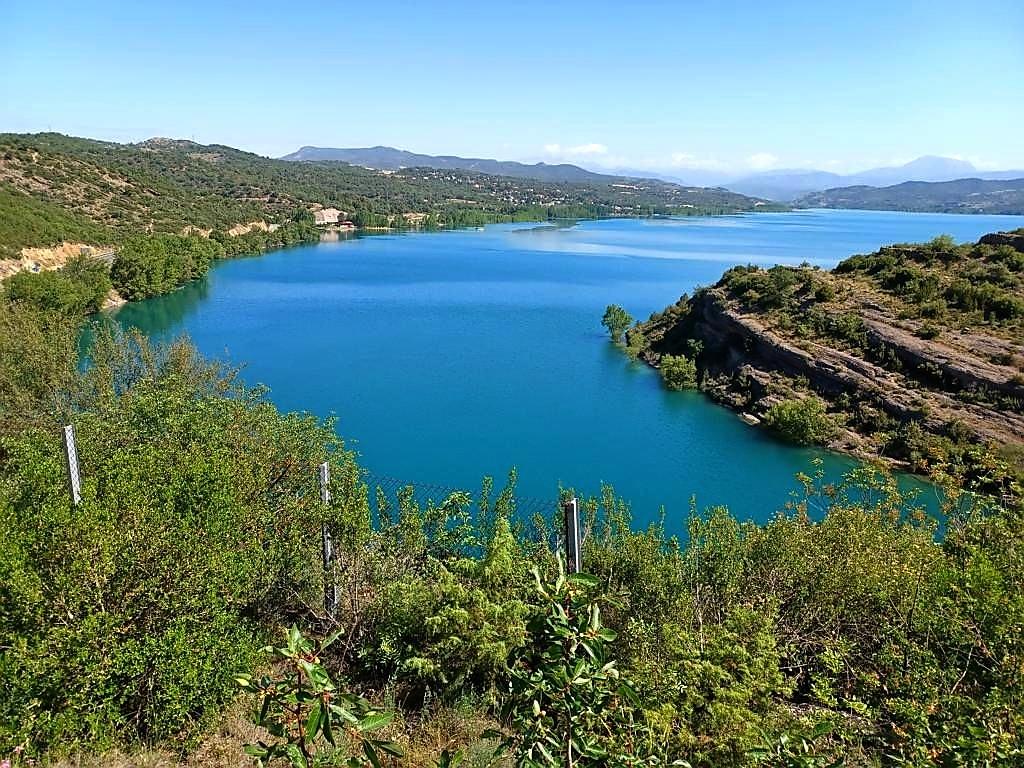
363 471 561 521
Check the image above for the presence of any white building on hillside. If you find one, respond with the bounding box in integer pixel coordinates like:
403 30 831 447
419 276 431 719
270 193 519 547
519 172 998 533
314 207 342 226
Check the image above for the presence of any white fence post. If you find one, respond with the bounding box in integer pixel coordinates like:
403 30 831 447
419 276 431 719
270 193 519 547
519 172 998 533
563 496 581 574
62 425 82 506
318 462 338 618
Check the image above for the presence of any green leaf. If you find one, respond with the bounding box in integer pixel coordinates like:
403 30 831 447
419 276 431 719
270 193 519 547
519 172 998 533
363 740 383 768
376 740 406 757
234 673 255 690
323 705 336 745
304 700 323 741
330 702 360 724
322 628 344 649
568 572 598 587
537 741 554 763
259 693 272 726
244 744 270 758
358 712 394 732
287 625 302 653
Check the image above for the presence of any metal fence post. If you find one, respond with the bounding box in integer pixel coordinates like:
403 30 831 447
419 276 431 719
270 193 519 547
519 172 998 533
563 496 581 574
318 462 338 618
62 424 82 507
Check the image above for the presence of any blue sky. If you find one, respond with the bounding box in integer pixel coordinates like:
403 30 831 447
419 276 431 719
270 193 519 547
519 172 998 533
3 0 1022 174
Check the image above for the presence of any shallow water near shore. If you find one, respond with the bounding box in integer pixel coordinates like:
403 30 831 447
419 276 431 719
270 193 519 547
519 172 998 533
111 209 1024 532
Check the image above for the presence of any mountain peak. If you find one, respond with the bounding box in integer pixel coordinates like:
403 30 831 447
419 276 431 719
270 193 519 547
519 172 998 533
902 155 976 172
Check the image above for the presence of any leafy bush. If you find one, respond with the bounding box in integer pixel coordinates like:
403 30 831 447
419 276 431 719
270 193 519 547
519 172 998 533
660 354 698 390
624 326 646 359
0 302 80 434
763 397 836 445
361 513 530 699
0 328 367 754
237 626 403 768
3 270 1024 766
494 561 664 767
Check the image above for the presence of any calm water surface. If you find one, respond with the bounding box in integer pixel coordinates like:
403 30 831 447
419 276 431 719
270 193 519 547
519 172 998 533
113 210 1024 530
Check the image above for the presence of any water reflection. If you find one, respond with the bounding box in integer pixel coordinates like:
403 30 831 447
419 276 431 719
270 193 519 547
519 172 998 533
113 275 211 336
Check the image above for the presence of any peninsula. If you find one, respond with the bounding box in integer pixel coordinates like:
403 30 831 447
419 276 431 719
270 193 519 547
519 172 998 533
631 230 1024 495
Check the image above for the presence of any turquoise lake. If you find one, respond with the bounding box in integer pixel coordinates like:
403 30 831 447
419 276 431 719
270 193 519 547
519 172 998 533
113 209 1024 529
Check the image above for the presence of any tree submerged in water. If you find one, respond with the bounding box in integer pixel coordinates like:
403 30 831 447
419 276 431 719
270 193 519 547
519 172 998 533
602 304 634 343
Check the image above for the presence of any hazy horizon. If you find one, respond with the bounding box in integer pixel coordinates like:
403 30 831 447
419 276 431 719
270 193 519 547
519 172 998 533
3 0 1023 176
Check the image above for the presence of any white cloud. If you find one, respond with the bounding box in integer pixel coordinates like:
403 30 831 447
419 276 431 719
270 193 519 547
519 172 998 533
668 152 728 170
543 142 609 157
746 152 779 171
571 143 608 156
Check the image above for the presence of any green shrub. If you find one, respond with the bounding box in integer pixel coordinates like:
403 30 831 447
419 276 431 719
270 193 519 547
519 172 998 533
361 515 530 698
624 326 646 359
495 561 663 767
237 626 403 768
0 302 80 434
0 329 367 754
813 282 837 302
660 354 698 390
0 187 112 258
763 397 836 445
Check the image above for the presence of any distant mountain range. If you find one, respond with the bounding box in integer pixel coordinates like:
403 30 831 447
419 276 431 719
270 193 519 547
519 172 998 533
795 177 1024 215
724 156 1024 201
283 147 1024 204
281 146 614 184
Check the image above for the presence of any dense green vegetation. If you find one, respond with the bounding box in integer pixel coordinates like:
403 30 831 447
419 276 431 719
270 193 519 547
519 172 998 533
1 212 322 309
763 397 837 446
2 263 1024 765
0 133 774 258
834 233 1024 327
3 255 111 314
0 187 113 257
110 234 220 300
659 353 698 390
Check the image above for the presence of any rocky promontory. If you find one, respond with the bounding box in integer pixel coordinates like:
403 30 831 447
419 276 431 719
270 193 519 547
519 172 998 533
635 230 1024 492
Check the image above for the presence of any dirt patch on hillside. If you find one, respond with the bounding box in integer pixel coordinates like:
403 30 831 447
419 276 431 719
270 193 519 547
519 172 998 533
0 242 110 279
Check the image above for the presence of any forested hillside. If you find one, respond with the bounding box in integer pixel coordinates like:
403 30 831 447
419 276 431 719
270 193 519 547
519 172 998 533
796 177 1024 214
0 133 773 258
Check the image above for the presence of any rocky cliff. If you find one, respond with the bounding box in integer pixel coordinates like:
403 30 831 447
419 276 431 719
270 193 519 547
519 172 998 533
636 231 1024 488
